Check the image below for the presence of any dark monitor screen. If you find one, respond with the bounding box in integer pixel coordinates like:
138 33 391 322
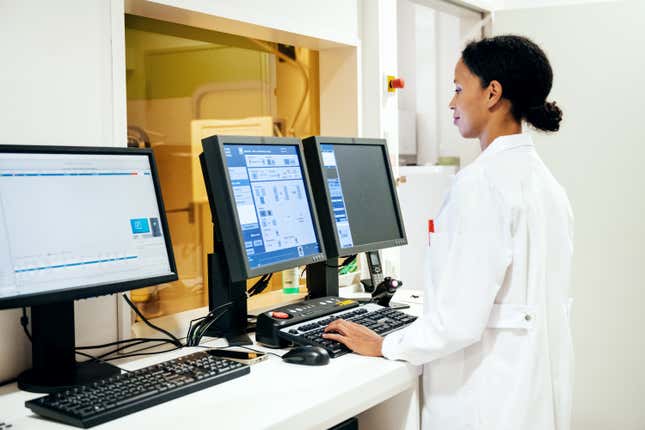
0 146 177 310
200 136 326 281
303 137 407 258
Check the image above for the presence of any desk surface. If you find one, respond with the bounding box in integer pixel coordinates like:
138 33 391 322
0 291 423 430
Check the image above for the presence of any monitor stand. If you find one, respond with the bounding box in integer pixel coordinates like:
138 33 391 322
18 301 120 393
306 258 339 298
204 252 252 346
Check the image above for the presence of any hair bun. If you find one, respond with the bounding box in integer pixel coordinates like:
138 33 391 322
526 101 562 132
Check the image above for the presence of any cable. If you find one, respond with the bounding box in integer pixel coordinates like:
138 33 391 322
326 255 357 269
186 302 232 345
122 294 183 348
247 273 273 297
76 337 177 350
75 349 134 373
246 273 267 296
20 306 32 342
101 346 182 362
95 340 174 361
186 302 233 347
194 311 228 344
246 38 310 136
17 304 179 366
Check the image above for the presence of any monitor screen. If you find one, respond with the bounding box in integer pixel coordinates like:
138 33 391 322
321 143 403 248
303 137 407 257
223 144 321 270
0 150 175 304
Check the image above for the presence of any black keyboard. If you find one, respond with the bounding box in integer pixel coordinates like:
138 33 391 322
279 304 417 358
25 350 250 428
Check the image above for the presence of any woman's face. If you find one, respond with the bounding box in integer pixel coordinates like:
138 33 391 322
449 58 490 138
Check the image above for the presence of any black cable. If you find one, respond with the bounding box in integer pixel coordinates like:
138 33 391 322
20 306 32 342
122 294 182 347
186 302 232 346
17 303 179 366
95 339 173 360
101 346 182 362
194 310 228 343
75 350 133 373
187 305 232 347
326 254 357 269
247 273 273 297
76 337 177 350
247 273 269 295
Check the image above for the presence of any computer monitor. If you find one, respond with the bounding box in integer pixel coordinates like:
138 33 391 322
0 145 177 392
302 136 407 295
199 135 326 342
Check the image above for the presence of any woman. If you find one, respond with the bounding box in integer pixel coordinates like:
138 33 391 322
323 35 574 430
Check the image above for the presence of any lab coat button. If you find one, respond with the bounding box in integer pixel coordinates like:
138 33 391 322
524 314 532 322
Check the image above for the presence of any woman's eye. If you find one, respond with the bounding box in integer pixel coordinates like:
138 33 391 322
454 88 461 94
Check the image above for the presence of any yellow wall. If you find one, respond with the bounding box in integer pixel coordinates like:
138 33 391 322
126 24 319 318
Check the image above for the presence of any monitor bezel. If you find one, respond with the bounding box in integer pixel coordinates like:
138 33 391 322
302 136 408 258
200 135 327 282
0 145 178 310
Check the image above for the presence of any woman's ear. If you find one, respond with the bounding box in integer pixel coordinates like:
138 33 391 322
487 80 503 109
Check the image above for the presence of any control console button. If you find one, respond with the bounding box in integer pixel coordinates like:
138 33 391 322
271 311 290 319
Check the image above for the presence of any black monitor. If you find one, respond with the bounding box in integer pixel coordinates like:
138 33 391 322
0 145 177 392
302 136 407 295
199 135 326 342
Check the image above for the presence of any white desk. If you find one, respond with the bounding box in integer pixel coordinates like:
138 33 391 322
0 292 424 430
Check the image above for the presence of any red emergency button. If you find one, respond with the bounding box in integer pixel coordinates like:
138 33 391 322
389 78 405 89
271 311 290 319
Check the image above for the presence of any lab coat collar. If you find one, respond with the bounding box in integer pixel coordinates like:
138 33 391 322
476 133 535 163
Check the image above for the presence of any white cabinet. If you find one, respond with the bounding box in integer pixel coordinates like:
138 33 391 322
397 166 454 290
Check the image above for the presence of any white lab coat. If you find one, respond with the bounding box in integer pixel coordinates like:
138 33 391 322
382 133 574 430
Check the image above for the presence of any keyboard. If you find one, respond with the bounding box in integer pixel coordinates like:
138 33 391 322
278 303 417 358
25 350 250 428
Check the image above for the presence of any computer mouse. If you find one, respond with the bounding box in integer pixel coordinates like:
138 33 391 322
282 345 330 366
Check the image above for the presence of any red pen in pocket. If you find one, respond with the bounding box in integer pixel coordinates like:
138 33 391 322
428 219 435 246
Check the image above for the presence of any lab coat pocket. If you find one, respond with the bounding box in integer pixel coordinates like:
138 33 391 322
486 304 536 330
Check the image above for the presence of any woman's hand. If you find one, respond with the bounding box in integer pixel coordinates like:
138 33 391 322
322 319 384 357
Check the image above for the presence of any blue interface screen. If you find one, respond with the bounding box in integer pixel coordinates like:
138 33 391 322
224 144 321 269
320 145 354 248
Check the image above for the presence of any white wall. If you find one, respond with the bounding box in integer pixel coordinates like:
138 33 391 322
0 0 125 383
493 2 645 428
397 1 482 167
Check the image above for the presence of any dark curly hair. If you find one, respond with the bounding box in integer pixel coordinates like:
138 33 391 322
461 35 562 132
